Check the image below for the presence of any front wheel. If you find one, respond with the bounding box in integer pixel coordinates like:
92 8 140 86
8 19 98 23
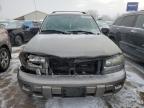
0 48 10 72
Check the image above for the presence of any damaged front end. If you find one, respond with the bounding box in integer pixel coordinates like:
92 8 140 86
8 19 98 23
18 52 125 98
19 52 124 76
19 52 104 75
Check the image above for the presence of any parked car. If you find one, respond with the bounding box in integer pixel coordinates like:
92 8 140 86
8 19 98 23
109 11 144 62
18 11 126 98
0 25 11 72
23 20 41 34
1 20 40 46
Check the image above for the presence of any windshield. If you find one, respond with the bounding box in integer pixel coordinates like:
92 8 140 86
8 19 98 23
41 14 100 34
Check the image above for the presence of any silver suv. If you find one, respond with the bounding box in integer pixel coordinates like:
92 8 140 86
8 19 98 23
18 11 126 98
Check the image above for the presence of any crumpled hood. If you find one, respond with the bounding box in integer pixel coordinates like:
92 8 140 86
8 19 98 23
24 34 122 57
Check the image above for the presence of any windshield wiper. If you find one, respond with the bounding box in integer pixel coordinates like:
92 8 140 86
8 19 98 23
68 30 95 34
40 29 69 34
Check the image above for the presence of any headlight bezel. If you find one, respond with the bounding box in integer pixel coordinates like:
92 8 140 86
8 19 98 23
105 54 124 67
103 54 125 74
19 52 48 75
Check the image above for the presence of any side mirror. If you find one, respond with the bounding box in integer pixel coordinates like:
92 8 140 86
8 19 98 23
101 28 109 36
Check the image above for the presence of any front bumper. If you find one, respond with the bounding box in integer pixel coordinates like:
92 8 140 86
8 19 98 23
18 69 126 98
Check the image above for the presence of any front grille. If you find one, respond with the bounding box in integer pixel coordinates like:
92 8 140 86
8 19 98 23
49 57 103 75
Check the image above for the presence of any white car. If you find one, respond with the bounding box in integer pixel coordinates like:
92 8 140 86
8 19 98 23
17 11 126 99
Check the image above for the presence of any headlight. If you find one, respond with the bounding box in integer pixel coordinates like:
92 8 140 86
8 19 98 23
19 52 48 75
27 55 46 67
103 54 124 74
105 54 124 67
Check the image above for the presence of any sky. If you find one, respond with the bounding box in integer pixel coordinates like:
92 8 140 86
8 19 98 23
0 0 144 19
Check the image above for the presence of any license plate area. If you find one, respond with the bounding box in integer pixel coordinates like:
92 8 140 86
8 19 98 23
62 87 86 97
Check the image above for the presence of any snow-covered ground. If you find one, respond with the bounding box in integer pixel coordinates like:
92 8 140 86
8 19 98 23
0 46 144 108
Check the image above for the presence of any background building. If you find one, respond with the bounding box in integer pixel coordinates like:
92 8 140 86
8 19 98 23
15 11 47 21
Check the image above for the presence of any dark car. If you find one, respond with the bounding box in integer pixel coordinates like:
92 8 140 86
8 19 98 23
23 20 41 35
0 25 11 72
3 21 40 46
109 11 144 62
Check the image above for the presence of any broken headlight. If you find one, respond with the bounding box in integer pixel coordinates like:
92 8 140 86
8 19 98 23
103 54 124 74
19 52 49 75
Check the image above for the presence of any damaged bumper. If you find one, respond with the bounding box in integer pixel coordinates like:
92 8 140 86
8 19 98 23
18 69 126 98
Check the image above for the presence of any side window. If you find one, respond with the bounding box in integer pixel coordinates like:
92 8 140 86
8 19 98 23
120 15 136 27
135 15 144 29
114 17 123 26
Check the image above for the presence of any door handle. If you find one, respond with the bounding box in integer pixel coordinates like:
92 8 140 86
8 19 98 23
130 30 137 33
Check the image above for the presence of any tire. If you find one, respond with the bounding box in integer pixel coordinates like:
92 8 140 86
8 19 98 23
15 35 23 46
0 48 10 72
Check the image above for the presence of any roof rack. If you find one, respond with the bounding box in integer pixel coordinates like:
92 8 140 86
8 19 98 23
52 11 86 14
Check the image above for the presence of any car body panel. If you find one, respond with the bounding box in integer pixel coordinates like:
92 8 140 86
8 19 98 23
18 69 126 98
24 34 122 57
18 69 125 86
